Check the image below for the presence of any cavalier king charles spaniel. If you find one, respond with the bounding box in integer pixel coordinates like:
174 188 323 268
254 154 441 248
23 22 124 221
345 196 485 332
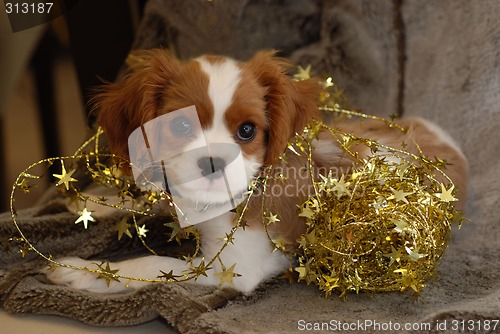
46 50 468 294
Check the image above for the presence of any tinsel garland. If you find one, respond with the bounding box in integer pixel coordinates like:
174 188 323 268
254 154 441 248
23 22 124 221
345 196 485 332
7 68 464 298
262 113 462 298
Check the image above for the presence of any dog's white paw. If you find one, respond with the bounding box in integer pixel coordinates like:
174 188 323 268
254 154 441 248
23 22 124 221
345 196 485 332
43 257 133 293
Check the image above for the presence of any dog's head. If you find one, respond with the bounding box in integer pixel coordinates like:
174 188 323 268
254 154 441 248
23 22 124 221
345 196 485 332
94 50 319 216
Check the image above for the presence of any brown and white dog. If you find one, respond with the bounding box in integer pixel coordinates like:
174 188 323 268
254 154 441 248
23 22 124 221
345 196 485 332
46 50 468 294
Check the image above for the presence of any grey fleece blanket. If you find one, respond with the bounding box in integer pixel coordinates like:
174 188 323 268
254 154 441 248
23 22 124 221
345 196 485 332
1 1 500 333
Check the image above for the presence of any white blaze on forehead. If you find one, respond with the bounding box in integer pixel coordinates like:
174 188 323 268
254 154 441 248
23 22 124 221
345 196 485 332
195 57 241 139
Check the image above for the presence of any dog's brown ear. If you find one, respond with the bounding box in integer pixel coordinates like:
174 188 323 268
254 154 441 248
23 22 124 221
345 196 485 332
244 51 320 166
92 49 181 162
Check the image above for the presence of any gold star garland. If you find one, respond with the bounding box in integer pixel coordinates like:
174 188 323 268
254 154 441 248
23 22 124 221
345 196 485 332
8 70 464 298
259 108 464 298
8 126 253 285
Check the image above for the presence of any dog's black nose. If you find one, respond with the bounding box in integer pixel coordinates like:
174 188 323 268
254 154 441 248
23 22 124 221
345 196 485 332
197 156 226 179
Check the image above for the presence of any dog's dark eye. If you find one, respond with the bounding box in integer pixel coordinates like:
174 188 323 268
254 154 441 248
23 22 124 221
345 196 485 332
170 116 192 137
236 122 256 142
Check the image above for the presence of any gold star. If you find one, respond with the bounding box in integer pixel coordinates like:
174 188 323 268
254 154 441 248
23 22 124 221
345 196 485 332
392 219 412 235
271 237 289 252
114 216 132 240
238 219 249 230
97 196 108 203
394 268 421 293
304 230 317 244
396 163 409 180
20 244 30 257
53 161 77 190
390 188 413 204
214 263 240 287
48 263 59 272
157 270 181 282
217 232 235 245
320 275 340 297
287 144 302 156
298 205 315 219
340 134 352 148
165 221 182 243
280 265 296 284
183 253 195 264
74 208 95 229
405 246 427 262
331 175 351 198
434 156 448 168
371 196 388 214
17 179 33 193
267 213 280 224
137 224 148 238
295 266 307 280
385 246 405 266
96 261 120 287
293 64 311 80
368 141 379 154
190 259 212 279
318 171 335 192
435 183 458 202
323 77 334 88
298 235 309 250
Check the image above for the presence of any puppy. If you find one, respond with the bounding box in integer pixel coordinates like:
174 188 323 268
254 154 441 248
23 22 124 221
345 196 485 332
46 50 468 294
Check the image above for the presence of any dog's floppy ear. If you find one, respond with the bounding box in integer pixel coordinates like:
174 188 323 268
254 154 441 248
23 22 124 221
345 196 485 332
244 51 320 166
92 49 181 162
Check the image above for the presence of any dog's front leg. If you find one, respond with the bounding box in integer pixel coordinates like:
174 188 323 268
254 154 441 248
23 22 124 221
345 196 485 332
44 255 195 293
45 212 289 294
195 212 290 293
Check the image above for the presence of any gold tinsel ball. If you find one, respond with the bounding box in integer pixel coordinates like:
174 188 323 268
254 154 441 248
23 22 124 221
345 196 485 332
295 151 461 298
